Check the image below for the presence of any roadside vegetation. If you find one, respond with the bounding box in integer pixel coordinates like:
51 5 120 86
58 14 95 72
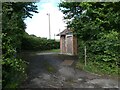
21 32 59 51
2 2 59 88
59 2 120 76
2 1 120 89
43 49 60 53
2 2 38 88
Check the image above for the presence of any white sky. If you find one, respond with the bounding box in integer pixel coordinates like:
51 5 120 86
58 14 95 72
24 0 67 39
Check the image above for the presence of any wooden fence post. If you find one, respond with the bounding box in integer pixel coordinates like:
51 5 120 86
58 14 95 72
84 46 87 66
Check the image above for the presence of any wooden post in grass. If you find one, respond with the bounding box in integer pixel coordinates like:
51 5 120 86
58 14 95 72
84 46 87 66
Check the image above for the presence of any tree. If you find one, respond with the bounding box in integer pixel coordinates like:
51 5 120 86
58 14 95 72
59 2 120 75
2 2 38 88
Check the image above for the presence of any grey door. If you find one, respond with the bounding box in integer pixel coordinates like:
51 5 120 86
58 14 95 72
66 36 72 54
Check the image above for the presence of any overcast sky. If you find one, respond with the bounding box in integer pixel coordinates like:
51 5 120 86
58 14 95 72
24 0 67 39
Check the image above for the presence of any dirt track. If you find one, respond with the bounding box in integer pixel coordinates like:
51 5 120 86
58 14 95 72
20 52 119 89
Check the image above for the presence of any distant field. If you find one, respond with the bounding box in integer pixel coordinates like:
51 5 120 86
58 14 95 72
42 49 60 53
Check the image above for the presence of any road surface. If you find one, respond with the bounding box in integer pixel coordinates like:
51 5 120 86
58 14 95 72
20 51 119 89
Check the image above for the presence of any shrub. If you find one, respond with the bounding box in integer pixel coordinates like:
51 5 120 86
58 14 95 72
21 33 60 51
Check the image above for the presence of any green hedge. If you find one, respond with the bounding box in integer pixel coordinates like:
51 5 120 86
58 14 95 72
59 2 120 76
21 33 60 51
77 31 120 75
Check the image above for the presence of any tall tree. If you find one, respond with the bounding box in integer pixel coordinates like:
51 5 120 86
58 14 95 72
2 2 38 88
59 2 120 75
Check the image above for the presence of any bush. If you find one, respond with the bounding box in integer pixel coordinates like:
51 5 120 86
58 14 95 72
2 58 27 88
2 35 27 88
21 33 60 51
2 2 38 88
77 31 119 76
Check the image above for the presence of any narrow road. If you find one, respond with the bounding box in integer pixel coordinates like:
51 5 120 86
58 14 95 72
20 51 119 88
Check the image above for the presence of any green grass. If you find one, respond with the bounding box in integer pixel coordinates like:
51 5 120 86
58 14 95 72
75 61 119 78
75 61 84 70
43 61 56 73
42 49 60 53
20 49 60 57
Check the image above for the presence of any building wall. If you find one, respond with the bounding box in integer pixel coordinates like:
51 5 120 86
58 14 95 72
73 35 77 55
60 35 66 53
60 34 77 55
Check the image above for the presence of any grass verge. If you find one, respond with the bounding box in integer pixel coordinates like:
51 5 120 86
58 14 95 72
75 61 119 78
42 49 60 53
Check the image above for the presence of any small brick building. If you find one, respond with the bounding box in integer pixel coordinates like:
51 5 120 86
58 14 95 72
57 29 77 55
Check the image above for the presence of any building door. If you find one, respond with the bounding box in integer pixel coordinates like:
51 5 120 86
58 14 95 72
66 35 73 55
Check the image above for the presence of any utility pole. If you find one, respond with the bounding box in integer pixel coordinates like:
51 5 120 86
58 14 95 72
59 29 61 35
47 13 51 39
54 34 55 40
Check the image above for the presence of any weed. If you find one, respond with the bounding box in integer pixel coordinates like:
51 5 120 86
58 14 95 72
43 61 56 73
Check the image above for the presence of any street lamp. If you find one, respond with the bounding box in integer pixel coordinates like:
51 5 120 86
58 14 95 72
47 13 51 39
